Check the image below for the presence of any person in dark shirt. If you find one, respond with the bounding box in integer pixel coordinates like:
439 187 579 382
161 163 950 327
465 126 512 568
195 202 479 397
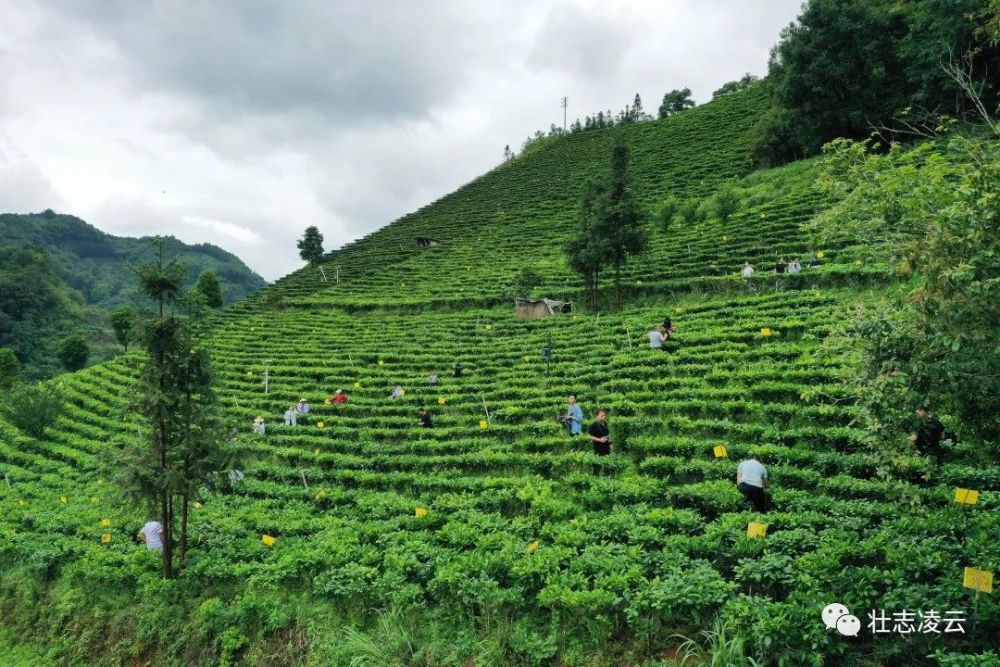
774 258 787 274
909 406 945 464
453 363 464 378
418 408 433 428
587 409 612 456
661 317 677 339
808 252 820 267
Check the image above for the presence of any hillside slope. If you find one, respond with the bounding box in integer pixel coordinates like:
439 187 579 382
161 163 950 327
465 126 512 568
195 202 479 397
0 89 997 666
0 210 267 308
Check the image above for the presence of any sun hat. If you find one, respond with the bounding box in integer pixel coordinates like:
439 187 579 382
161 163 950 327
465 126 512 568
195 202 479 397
254 417 264 423
299 397 308 403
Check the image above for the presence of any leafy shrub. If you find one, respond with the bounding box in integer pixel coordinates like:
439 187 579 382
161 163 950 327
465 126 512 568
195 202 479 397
1 382 64 438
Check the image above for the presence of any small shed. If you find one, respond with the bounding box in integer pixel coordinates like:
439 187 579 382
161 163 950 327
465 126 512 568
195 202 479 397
415 237 441 249
515 298 572 319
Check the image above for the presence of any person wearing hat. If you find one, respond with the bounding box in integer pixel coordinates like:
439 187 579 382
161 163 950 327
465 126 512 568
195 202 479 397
296 397 311 424
252 416 266 435
283 404 298 426
390 384 405 399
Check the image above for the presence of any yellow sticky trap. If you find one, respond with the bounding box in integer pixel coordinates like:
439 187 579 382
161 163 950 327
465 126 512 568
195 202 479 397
747 522 768 539
101 533 112 544
60 496 68 504
194 502 203 509
954 488 979 505
250 327 255 332
760 328 772 337
854 259 862 266
485 324 492 330
97 479 105 485
523 355 531 362
817 250 825 258
100 518 111 528
354 382 361 389
378 359 385 366
526 540 540 554
963 567 993 593
18 500 26 506
479 419 489 430
316 421 325 429
438 397 447 405
635 280 643 286
713 446 728 459
314 448 320 456
262 534 275 547
91 496 100 504
246 371 253 377
722 235 729 241
414 507 428 518
315 490 327 500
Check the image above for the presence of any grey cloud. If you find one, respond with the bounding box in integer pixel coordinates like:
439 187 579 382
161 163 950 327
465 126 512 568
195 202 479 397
6 1 806 281
0 152 63 213
41 0 526 125
527 3 634 79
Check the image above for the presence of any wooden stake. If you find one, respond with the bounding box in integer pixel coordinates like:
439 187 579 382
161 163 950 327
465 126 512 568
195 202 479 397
300 469 309 491
481 395 491 424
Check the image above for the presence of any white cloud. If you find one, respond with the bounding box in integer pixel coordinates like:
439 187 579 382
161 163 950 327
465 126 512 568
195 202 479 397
2 1 803 280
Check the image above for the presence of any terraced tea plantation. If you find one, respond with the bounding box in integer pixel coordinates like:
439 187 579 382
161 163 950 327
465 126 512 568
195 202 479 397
0 87 997 666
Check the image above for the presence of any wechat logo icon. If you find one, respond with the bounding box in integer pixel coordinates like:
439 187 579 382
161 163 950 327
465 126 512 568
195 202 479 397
823 603 861 637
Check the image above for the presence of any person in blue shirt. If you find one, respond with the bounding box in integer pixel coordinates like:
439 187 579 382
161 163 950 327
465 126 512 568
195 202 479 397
561 393 584 436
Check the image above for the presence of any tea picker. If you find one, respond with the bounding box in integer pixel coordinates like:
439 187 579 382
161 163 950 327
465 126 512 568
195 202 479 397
542 333 553 377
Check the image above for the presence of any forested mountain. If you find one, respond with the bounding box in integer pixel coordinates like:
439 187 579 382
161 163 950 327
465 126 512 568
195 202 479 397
0 211 266 378
0 211 266 308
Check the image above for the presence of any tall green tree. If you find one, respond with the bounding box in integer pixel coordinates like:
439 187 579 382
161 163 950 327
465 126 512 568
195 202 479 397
565 181 605 310
110 306 136 353
759 0 1000 162
0 347 20 389
297 226 325 266
117 239 236 578
597 136 649 308
658 88 695 118
57 334 89 372
194 270 224 309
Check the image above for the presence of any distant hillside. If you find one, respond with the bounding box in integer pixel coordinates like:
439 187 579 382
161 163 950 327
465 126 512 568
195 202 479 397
0 210 267 308
0 211 267 379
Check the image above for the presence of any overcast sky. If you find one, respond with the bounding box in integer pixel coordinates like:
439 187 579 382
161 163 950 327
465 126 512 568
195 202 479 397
0 1 803 281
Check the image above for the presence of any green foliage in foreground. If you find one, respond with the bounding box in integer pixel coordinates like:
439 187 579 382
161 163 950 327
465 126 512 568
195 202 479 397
815 135 1000 450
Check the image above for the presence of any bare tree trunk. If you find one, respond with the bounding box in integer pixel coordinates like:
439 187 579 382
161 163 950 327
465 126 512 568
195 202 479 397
179 492 189 565
615 264 622 309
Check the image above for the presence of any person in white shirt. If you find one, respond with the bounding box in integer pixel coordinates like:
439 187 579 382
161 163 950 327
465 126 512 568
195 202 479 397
740 262 755 278
647 326 667 351
787 258 802 274
253 416 266 435
736 455 769 512
283 405 298 426
138 518 164 551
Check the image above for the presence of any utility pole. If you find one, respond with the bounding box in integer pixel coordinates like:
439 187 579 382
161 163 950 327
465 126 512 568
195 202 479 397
561 96 568 132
